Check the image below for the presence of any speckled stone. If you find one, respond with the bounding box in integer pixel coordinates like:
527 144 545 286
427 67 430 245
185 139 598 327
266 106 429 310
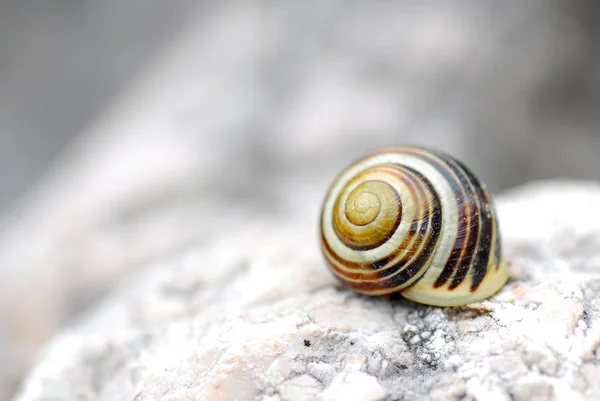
9 181 600 401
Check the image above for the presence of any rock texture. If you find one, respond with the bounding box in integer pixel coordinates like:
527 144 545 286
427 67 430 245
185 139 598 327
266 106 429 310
12 181 600 401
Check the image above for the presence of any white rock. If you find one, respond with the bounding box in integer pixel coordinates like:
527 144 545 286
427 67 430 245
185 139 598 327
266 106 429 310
5 181 600 401
320 371 386 401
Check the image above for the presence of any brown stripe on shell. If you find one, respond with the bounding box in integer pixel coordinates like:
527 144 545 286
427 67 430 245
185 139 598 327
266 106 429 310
322 165 438 290
378 165 443 288
349 165 443 291
401 150 476 289
322 164 424 273
321 175 424 286
451 158 494 291
427 151 482 290
402 147 488 292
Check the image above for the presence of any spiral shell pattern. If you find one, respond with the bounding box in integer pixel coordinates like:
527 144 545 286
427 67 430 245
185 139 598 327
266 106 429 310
320 146 509 306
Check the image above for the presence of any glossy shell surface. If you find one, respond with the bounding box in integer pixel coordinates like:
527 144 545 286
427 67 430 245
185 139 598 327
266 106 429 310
320 146 509 306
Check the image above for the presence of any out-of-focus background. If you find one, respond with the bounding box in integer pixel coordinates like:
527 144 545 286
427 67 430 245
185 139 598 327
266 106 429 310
0 0 194 210
1 0 600 213
1 1 600 400
0 0 600 214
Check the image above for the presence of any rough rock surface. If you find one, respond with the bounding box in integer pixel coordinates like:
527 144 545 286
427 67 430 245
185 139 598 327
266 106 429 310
12 181 600 401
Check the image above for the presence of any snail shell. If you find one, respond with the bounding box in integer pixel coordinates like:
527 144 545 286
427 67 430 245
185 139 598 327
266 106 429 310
319 146 509 307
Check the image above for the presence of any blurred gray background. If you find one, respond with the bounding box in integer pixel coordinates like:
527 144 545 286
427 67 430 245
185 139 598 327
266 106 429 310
1 0 600 218
0 0 194 211
1 0 600 214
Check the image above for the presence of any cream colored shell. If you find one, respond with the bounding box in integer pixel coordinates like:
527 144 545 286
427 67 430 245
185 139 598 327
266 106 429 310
320 146 509 307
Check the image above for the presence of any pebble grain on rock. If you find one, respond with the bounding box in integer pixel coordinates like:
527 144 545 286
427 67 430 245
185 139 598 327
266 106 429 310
11 181 600 401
